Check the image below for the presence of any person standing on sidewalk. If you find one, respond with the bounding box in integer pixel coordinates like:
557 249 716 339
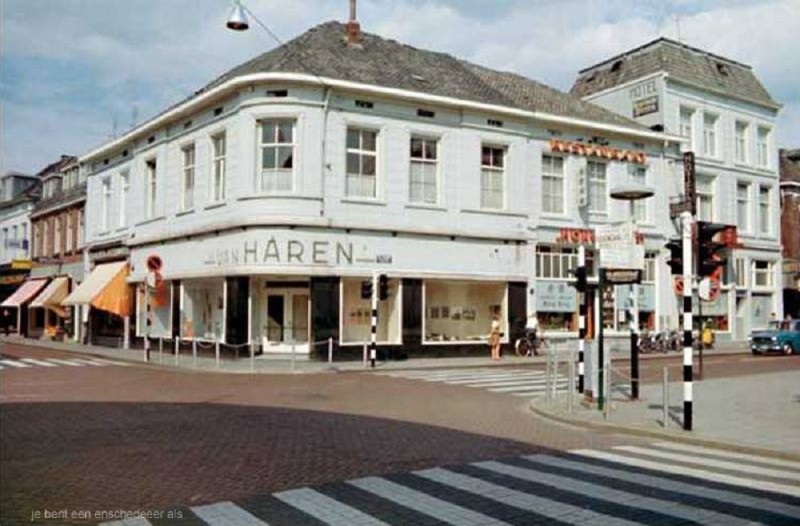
489 310 502 360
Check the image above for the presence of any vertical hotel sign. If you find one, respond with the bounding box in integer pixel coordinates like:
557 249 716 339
683 151 696 215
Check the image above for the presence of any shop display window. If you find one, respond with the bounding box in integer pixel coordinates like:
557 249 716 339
181 280 225 340
341 278 401 344
424 280 506 343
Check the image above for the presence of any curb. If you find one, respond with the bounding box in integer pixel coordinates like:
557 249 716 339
529 399 800 462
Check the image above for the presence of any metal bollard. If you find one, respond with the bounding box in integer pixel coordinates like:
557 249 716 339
174 338 179 366
662 366 669 428
159 337 163 363
546 349 553 402
215 339 220 369
568 351 575 413
250 344 255 373
553 347 560 399
192 339 197 369
604 358 612 421
328 337 333 364
291 341 296 372
363 342 368 368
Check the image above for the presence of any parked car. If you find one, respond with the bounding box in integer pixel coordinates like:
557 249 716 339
750 320 800 355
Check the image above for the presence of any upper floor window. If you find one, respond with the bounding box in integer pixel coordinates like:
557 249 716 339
78 210 84 248
541 155 565 214
759 186 771 235
409 136 438 204
260 120 295 193
752 260 773 287
119 171 129 228
53 216 61 256
735 257 747 288
145 159 157 220
757 126 770 168
346 127 377 198
181 144 195 211
679 106 694 148
587 161 607 213
480 145 505 210
630 165 648 223
21 224 28 256
211 133 227 202
642 252 657 283
702 113 718 158
101 178 111 232
43 220 50 257
735 121 749 164
696 175 715 222
66 213 73 254
536 245 577 279
736 182 750 232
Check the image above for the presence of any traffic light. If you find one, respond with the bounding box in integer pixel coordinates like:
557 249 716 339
697 221 728 279
360 280 372 300
570 266 588 292
665 238 683 275
378 274 389 300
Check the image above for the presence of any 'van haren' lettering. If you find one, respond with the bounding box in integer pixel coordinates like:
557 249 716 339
205 238 354 266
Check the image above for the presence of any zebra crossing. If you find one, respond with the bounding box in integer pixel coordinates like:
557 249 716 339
0 356 130 370
377 367 567 397
98 441 800 525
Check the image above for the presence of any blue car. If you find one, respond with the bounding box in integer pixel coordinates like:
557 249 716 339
750 320 800 355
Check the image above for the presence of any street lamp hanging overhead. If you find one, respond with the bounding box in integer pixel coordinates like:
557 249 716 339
226 0 249 31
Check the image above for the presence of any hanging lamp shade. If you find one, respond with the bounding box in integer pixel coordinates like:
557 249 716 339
226 0 249 31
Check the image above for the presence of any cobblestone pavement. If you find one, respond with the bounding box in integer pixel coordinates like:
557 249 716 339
97 441 800 525
2 341 799 525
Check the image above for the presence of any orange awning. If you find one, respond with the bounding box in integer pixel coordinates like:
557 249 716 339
91 264 132 317
62 262 131 317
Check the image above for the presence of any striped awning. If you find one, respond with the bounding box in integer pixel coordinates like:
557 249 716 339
0 278 48 308
62 262 131 317
29 277 70 316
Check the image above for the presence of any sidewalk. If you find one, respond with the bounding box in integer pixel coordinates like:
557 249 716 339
1 335 748 374
532 369 800 458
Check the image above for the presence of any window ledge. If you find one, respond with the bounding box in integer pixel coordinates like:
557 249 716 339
204 201 227 210
176 208 195 217
238 194 322 202
341 197 387 206
135 215 166 227
734 162 752 169
460 208 527 218
696 155 724 165
540 212 570 220
405 203 447 212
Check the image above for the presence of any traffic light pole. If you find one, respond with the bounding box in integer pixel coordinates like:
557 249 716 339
681 211 693 431
597 269 606 411
577 245 586 394
370 271 378 368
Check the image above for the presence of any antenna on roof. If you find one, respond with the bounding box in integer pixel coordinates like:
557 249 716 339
675 14 682 43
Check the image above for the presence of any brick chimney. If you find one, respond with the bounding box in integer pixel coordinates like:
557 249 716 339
346 0 361 45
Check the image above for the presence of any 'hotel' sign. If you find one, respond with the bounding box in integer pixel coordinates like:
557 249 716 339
550 139 647 164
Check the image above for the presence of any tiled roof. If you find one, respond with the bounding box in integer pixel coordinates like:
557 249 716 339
36 155 77 179
198 21 647 131
781 149 800 184
32 182 87 215
571 38 779 109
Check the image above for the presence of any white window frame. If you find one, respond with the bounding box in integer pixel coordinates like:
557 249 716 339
735 257 747 288
679 106 694 150
541 154 565 215
211 132 227 203
535 245 578 280
259 119 296 193
736 181 750 233
629 164 649 223
735 120 749 164
144 159 157 220
180 144 195 211
752 260 773 288
696 175 715 222
758 185 771 235
587 160 607 214
53 216 61 256
119 170 129 228
702 112 718 158
65 213 73 254
643 252 657 283
408 136 439 205
480 144 506 210
756 126 771 168
346 127 378 199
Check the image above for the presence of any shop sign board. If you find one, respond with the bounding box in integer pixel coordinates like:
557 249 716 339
633 96 658 118
596 223 644 270
535 281 577 313
693 291 728 317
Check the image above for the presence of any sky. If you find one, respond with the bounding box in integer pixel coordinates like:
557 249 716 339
1 0 798 174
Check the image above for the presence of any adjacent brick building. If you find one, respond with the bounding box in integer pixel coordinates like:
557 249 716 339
781 148 800 316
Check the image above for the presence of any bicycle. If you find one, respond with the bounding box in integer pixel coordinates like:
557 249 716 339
515 329 548 357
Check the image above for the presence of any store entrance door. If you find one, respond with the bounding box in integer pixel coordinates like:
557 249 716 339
263 286 310 354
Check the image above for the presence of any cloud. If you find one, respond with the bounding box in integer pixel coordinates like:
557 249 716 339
1 0 797 174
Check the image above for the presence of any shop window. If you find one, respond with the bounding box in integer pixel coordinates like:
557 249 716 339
424 280 506 343
136 282 172 338
180 280 225 340
536 245 577 279
341 278 401 344
346 127 378 198
259 119 295 193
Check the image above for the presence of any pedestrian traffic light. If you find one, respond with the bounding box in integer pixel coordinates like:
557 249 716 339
360 280 372 300
570 266 588 292
665 238 683 275
378 274 389 300
697 221 728 279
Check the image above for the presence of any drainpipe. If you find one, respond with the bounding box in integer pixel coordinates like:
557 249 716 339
320 86 332 218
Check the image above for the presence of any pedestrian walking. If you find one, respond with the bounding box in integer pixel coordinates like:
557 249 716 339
489 309 502 360
2 309 10 336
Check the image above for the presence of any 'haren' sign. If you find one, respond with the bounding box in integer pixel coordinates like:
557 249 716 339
204 238 355 267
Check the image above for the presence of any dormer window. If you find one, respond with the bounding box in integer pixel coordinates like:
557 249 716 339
611 60 623 73
716 62 730 76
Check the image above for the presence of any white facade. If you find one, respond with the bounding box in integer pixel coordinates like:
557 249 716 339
583 73 783 336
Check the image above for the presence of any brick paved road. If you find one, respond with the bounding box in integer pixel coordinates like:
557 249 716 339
2 341 799 525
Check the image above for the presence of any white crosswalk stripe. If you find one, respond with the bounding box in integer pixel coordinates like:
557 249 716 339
98 440 800 526
378 367 566 397
0 356 130 370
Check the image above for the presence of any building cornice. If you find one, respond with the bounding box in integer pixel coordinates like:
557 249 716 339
80 73 681 164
